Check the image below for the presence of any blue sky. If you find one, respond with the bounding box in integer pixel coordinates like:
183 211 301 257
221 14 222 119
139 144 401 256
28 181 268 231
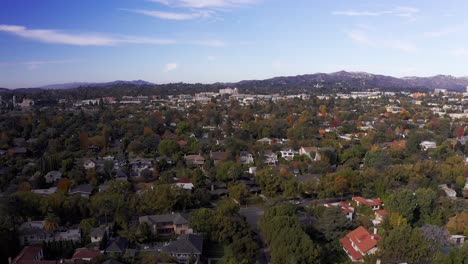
1 0 468 88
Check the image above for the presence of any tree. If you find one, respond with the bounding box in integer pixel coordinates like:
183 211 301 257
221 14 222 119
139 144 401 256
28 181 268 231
385 188 417 224
446 211 468 236
380 225 432 264
228 183 250 205
315 206 350 241
159 140 180 156
190 208 215 236
44 213 60 233
215 161 243 182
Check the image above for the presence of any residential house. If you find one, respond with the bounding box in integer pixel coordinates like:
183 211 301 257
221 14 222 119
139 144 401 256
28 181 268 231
161 234 203 264
420 140 437 151
139 213 191 236
69 184 94 198
209 182 228 198
210 151 229 166
175 178 195 190
263 150 278 166
373 209 389 226
280 148 297 161
239 151 254 165
450 235 467 245
105 237 128 256
44 171 62 183
340 226 380 262
257 137 272 145
90 225 110 243
298 146 321 161
83 159 96 170
18 220 81 245
129 158 153 177
324 202 355 221
11 246 56 264
31 187 57 196
352 196 382 211
438 184 457 199
184 155 205 167
71 248 102 262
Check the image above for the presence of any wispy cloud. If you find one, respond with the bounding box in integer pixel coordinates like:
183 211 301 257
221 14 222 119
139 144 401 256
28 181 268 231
121 8 212 20
450 48 468 57
192 40 226 47
0 24 176 46
23 60 74 70
333 6 420 20
163 63 178 72
423 26 463 38
148 0 257 9
346 27 417 53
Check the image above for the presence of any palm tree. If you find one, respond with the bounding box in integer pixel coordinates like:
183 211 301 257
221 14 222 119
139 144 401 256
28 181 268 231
44 213 60 233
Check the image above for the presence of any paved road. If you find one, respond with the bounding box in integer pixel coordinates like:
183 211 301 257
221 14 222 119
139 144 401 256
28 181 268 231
239 206 269 264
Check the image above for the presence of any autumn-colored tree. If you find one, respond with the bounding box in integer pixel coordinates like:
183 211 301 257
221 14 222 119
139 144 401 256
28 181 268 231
79 131 88 150
446 211 468 236
57 178 72 193
44 213 60 232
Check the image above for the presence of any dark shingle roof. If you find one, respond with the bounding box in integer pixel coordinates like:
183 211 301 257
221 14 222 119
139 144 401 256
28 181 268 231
139 213 190 226
162 234 203 255
105 237 128 254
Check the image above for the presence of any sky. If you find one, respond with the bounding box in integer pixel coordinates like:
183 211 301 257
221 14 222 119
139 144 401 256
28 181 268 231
1 0 468 88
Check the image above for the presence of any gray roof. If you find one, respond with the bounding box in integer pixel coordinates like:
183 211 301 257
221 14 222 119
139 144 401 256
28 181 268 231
90 226 107 238
105 237 128 254
102 259 124 264
70 184 94 194
162 234 203 255
139 213 190 226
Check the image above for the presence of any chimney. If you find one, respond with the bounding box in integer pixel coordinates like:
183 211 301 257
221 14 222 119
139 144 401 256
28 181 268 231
373 227 377 235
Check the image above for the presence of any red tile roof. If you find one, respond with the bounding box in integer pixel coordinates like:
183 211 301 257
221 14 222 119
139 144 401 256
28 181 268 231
340 226 380 261
177 177 192 184
72 248 101 260
352 196 382 207
12 246 43 264
375 209 389 218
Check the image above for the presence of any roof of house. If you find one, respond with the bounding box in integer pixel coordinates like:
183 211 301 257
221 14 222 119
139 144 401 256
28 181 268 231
102 259 124 264
139 213 190 226
72 248 101 260
11 246 43 264
162 234 203 255
69 184 93 195
375 209 389 218
340 226 380 260
352 196 382 207
105 237 128 253
90 226 107 238
210 151 229 161
177 177 192 184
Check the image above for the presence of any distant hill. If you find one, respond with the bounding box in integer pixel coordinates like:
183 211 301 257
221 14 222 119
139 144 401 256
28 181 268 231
2 72 468 93
231 71 468 92
39 80 154 90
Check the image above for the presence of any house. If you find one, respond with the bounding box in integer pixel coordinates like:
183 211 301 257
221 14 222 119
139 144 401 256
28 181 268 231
340 226 380 262
139 213 191 236
129 158 153 177
90 225 110 243
420 140 437 151
239 151 254 165
209 182 228 198
324 202 355 221
31 187 57 196
83 159 96 170
69 184 94 198
11 246 55 264
72 248 102 262
373 209 389 226
257 137 272 145
18 221 81 245
9 147 28 156
184 155 205 167
161 234 203 264
210 151 229 165
280 148 297 161
44 171 62 183
450 235 467 245
298 146 321 161
263 150 278 166
438 184 457 199
352 196 382 211
105 237 129 256
175 178 195 190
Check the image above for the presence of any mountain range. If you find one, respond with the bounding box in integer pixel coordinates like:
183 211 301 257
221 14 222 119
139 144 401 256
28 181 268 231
3 71 468 91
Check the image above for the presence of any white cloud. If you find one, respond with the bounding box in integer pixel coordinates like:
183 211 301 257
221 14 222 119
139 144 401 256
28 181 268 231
121 8 212 20
192 40 226 47
346 30 370 45
207 55 216 61
423 26 463 38
333 6 419 20
163 63 178 72
148 0 256 9
0 24 175 46
23 60 74 70
345 28 417 53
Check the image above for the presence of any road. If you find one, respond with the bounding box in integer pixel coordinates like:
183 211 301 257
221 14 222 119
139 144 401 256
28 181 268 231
239 206 269 264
